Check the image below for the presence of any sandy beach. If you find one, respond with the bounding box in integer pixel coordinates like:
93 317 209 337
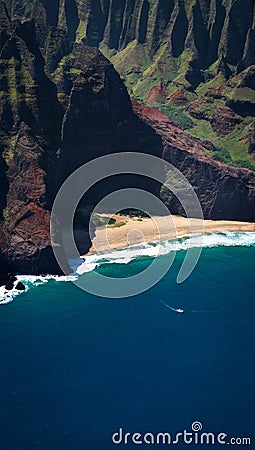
86 214 255 255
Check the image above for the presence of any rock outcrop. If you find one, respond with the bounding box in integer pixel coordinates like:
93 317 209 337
186 98 242 136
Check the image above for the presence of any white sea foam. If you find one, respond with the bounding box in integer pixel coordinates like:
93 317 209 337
0 274 78 305
76 231 255 275
1 231 255 305
0 280 28 305
16 274 78 285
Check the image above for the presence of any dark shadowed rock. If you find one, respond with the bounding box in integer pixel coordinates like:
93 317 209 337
16 281 26 291
0 2 163 275
4 273 17 291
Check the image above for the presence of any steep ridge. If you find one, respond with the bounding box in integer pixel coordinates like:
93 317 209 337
76 0 255 169
0 0 163 275
0 1 64 273
76 0 255 73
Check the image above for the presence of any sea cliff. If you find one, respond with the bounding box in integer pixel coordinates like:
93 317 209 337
0 0 255 276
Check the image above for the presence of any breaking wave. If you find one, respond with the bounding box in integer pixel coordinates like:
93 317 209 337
76 231 255 275
1 231 255 305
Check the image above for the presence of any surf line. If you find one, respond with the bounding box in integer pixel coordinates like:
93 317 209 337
160 300 184 314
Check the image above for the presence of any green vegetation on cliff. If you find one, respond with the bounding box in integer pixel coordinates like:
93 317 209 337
69 0 255 170
2 1 255 171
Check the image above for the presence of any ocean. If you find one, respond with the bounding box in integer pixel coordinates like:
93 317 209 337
0 232 254 449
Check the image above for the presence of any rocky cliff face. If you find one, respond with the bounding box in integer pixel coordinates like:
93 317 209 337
76 0 255 79
76 0 255 170
133 101 255 221
0 0 162 274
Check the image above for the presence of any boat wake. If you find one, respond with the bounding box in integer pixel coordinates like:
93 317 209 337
160 300 184 313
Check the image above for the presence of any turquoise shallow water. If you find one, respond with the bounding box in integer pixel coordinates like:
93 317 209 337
0 246 254 449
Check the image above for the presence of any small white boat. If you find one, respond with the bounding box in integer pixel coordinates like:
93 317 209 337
160 301 184 314
175 308 184 314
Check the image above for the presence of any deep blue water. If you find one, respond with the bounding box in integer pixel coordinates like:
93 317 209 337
0 246 254 449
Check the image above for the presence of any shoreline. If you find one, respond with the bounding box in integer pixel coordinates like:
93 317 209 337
86 214 255 256
1 220 255 304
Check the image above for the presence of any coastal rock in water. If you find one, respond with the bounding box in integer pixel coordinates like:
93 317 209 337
3 273 17 291
16 281 26 291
